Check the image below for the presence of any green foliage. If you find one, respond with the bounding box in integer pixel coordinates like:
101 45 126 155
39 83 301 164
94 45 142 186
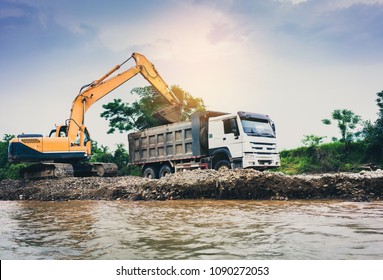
0 135 28 180
362 90 383 163
101 85 205 134
322 109 362 143
90 141 140 176
277 142 369 174
171 86 206 120
90 141 114 163
301 135 326 147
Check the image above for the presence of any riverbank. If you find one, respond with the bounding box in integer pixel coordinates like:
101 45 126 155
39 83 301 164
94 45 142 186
1 169 383 201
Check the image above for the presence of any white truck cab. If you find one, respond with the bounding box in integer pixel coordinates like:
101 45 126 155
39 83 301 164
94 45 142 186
208 111 280 170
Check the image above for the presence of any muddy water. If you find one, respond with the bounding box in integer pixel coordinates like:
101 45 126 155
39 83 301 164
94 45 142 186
0 200 382 260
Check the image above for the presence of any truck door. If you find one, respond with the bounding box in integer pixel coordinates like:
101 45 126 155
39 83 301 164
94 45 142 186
221 117 243 159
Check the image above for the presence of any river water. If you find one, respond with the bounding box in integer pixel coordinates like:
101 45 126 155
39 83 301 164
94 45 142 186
0 200 382 260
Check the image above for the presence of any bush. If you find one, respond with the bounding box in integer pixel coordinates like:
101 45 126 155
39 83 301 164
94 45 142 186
277 141 369 174
91 141 140 176
0 136 28 179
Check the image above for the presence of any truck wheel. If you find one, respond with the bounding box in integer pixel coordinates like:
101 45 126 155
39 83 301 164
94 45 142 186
159 164 173 178
143 166 157 179
214 160 231 171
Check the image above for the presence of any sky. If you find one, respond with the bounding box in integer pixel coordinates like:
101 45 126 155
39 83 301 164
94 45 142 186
1 0 383 151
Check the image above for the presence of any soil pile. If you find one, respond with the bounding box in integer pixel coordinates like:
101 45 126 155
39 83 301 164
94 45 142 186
1 169 383 201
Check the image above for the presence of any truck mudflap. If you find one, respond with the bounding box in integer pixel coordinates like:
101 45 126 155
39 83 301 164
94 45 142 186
21 163 74 180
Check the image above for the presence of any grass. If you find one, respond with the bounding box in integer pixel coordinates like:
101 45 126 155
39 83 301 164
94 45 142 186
276 142 371 174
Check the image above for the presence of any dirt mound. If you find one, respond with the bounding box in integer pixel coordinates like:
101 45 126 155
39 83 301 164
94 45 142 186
1 169 383 201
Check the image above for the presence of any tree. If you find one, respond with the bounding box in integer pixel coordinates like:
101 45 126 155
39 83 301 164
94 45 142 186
90 141 140 176
101 85 205 134
322 109 362 143
366 90 383 142
0 135 12 168
112 144 140 176
0 134 28 179
301 135 326 147
363 90 383 162
90 141 114 163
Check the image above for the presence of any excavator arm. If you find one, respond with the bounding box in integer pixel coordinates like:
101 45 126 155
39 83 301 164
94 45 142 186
67 52 182 144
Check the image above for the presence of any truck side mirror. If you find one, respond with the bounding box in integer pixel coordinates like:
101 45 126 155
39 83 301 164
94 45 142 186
271 123 276 135
223 118 240 137
232 127 239 137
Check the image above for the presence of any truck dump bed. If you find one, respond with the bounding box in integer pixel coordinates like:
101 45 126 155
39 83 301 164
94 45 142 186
128 111 226 165
128 121 194 164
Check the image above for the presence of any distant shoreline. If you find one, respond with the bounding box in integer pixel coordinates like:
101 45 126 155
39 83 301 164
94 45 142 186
1 169 382 202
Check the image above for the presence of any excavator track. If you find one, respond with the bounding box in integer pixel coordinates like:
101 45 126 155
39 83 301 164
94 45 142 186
21 162 118 179
21 163 74 180
73 162 118 177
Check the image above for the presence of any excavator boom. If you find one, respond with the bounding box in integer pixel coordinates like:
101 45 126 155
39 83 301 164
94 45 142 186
67 52 182 143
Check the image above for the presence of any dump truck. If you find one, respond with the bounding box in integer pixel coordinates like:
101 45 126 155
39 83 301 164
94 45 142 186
8 53 182 179
128 110 280 178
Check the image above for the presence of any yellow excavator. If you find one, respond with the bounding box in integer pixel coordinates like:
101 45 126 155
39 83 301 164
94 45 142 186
8 53 182 179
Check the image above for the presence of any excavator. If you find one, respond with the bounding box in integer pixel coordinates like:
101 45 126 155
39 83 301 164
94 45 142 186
8 53 182 179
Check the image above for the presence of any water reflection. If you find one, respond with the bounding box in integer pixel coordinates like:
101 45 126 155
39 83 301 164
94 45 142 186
0 200 382 259
1 201 98 259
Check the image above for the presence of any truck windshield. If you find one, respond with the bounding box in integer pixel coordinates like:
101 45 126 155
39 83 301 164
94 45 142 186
241 118 275 138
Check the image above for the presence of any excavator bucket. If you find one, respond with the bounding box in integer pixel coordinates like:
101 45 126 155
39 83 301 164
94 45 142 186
153 105 182 123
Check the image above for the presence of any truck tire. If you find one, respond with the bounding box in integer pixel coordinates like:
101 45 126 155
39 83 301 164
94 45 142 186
159 164 173 178
143 166 158 179
214 159 231 171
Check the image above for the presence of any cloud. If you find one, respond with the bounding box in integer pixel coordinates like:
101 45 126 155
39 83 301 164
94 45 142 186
7 0 381 64
3 0 383 61
0 7 25 19
90 1 249 62
198 0 383 62
278 0 308 5
297 2 383 61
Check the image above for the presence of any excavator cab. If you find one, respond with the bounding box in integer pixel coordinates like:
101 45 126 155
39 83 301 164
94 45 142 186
49 125 68 137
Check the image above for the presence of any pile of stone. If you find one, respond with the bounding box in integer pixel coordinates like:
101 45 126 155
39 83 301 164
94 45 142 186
0 169 382 201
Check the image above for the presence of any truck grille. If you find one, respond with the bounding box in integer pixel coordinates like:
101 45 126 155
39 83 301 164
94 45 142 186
250 142 277 154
